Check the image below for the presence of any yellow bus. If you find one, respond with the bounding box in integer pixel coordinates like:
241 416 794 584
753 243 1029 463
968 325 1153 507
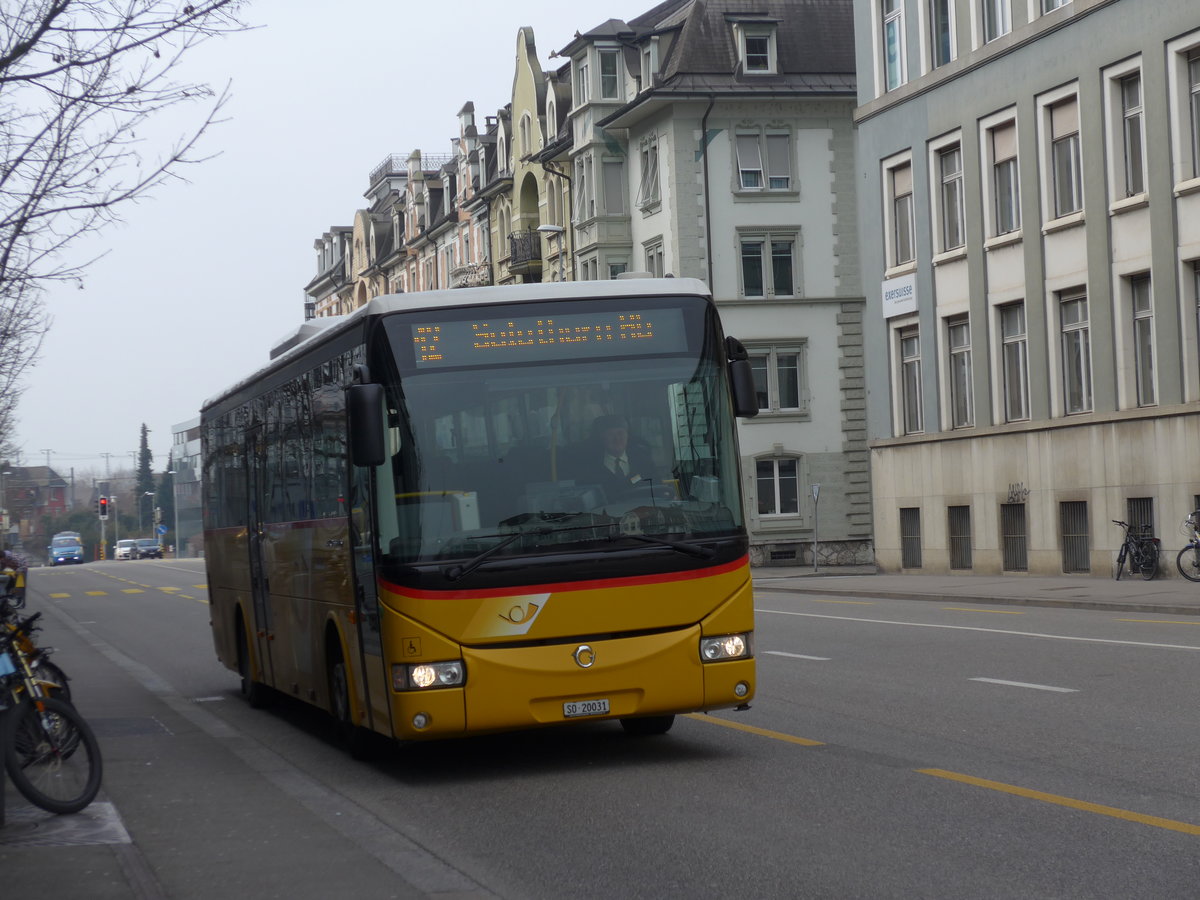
201 278 759 752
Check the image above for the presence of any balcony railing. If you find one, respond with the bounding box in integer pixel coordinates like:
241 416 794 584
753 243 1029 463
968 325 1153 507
507 229 543 275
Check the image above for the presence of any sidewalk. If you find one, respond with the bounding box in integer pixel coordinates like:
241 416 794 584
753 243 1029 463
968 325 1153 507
750 566 1200 616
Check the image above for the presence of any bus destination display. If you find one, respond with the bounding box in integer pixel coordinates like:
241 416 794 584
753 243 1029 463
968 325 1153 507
411 307 688 368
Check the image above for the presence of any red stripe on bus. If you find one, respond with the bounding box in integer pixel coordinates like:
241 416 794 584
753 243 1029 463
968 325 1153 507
381 554 749 600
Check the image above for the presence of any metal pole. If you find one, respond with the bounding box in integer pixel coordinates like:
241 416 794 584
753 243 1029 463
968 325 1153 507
811 483 820 573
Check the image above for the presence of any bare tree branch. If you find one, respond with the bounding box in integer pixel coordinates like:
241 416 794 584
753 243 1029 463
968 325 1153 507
0 0 248 445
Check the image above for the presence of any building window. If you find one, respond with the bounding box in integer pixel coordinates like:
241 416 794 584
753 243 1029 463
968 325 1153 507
947 317 973 428
890 162 915 266
749 345 808 413
1001 502 1028 571
599 50 620 100
882 0 906 91
602 159 625 215
982 0 1010 43
735 25 777 75
900 507 922 568
1059 500 1090 574
938 144 965 251
756 458 800 516
1060 291 1092 414
520 114 532 156
1050 98 1082 217
736 130 791 191
1190 48 1200 179
900 326 923 434
607 262 627 280
948 505 972 570
1000 302 1029 422
1042 0 1070 11
574 154 594 222
739 232 797 298
637 137 660 207
930 0 954 68
574 59 590 106
1120 72 1146 197
1131 274 1155 406
990 122 1020 235
644 239 664 277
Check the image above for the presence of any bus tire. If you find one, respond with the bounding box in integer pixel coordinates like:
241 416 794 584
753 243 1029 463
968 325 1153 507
237 618 272 709
327 640 374 760
620 715 675 736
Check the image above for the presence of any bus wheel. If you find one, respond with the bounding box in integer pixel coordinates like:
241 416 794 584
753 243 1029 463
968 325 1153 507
327 644 374 760
620 715 675 736
237 619 272 709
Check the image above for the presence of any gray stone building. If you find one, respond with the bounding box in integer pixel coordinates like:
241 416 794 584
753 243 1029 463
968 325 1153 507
854 0 1200 575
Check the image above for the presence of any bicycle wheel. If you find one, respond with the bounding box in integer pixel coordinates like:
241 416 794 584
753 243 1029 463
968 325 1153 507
1114 544 1127 580
1177 544 1200 582
3 695 102 814
1139 542 1159 581
32 658 72 703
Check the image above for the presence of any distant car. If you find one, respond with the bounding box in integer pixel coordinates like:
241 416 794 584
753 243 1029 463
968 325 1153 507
48 535 84 566
115 539 138 560
134 538 162 559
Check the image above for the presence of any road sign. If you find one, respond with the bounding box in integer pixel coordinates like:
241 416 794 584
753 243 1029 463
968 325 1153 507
157 524 168 535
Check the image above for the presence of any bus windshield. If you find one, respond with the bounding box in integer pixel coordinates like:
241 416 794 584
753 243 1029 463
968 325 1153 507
373 296 743 570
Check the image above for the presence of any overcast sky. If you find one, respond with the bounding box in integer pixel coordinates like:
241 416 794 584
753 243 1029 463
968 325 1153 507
16 0 617 483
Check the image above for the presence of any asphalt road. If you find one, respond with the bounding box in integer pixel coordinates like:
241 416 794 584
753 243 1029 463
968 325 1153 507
4 563 1199 898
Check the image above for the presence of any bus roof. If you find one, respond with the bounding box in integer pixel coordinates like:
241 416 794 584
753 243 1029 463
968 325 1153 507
203 278 712 413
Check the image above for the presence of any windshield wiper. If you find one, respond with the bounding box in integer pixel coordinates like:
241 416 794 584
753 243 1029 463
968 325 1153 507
441 517 616 581
607 532 715 560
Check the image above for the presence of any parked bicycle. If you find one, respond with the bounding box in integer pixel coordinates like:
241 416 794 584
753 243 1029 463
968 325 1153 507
0 597 101 814
1112 519 1160 580
2 593 71 703
1176 511 1200 582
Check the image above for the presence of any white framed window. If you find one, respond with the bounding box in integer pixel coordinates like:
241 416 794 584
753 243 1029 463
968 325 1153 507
882 0 906 91
1042 0 1070 11
886 159 916 267
929 0 955 69
987 119 1021 236
999 302 1029 422
574 58 590 106
1130 274 1155 407
1165 35 1200 186
981 0 1010 43
636 136 661 208
607 262 627 280
733 23 778 75
937 143 965 252
640 37 659 90
947 317 973 428
1060 290 1092 414
602 158 625 215
735 130 792 191
1192 48 1200 179
1103 62 1146 201
598 49 621 100
644 239 664 277
748 344 809 414
756 457 801 516
1047 96 1082 218
519 114 532 157
899 326 923 434
573 153 594 222
738 231 798 298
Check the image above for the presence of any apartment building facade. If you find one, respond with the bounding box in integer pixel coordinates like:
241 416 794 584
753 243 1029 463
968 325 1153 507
856 0 1200 575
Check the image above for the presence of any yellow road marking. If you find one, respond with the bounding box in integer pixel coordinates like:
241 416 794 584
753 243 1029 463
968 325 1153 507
809 598 876 605
84 590 107 596
943 606 1024 615
1117 619 1200 626
159 586 181 592
193 584 208 590
685 713 824 746
121 589 145 594
919 768 1200 836
49 593 69 598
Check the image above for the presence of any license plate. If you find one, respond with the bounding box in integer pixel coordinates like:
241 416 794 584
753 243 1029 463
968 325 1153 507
563 697 610 718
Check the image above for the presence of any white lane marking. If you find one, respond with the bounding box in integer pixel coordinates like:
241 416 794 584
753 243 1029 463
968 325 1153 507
756 608 1200 652
765 651 831 661
970 677 1078 693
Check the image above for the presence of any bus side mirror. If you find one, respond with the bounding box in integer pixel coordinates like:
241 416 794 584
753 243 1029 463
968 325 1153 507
725 337 759 418
347 383 386 467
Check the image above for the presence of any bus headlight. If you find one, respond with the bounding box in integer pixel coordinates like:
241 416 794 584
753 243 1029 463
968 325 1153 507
700 633 752 662
392 660 465 691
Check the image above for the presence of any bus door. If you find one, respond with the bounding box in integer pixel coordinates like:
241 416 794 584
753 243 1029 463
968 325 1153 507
350 461 391 734
246 426 275 687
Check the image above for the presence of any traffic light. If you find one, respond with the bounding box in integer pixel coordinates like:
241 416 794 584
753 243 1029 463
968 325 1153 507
98 496 108 520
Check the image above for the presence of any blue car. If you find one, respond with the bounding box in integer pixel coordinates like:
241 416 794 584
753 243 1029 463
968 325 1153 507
48 534 85 566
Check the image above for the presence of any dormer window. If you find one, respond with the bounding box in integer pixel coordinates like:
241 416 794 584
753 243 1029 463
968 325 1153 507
641 38 659 90
599 48 621 100
732 21 778 75
574 58 590 106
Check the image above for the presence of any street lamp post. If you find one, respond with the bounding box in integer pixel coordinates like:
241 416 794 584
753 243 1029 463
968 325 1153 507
141 491 155 536
536 224 566 282
167 470 179 557
0 470 11 548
